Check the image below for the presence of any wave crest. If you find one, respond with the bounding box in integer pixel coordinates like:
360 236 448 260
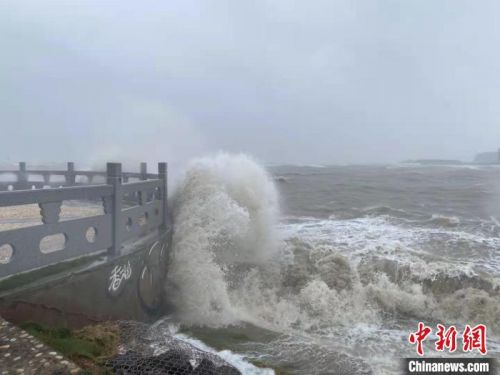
168 155 500 334
167 153 279 326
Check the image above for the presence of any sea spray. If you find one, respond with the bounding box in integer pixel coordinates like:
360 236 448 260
165 161 500 374
168 155 500 334
167 153 279 326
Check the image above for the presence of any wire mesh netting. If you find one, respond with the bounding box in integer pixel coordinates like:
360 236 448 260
104 321 242 375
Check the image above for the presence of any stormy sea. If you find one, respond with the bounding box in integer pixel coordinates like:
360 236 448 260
157 154 500 375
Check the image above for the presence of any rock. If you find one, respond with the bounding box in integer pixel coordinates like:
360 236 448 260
192 358 217 374
106 349 194 374
153 349 194 373
218 365 242 375
106 348 242 375
103 321 242 375
192 358 241 375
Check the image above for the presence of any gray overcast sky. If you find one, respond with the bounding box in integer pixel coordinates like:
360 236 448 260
1 0 500 166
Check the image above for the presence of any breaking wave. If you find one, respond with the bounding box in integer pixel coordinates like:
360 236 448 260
167 153 279 326
167 153 500 373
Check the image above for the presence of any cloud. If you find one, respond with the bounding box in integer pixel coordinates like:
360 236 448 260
1 0 499 165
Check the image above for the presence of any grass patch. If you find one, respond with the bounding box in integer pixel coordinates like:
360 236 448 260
21 322 99 359
20 321 290 374
20 321 120 371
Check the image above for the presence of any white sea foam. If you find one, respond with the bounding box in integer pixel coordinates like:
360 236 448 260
167 153 500 374
167 152 279 326
174 333 275 375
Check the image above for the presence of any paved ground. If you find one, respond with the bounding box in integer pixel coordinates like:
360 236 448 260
0 317 80 374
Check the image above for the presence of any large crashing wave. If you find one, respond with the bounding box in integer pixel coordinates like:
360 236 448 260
167 154 500 339
167 153 279 326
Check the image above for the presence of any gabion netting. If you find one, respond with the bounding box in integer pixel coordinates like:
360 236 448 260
104 321 241 375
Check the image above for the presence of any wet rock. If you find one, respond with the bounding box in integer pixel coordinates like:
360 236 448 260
192 358 216 374
192 358 242 375
155 350 194 373
106 348 242 375
218 365 242 375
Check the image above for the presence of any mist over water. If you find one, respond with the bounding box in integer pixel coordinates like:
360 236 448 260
166 155 500 375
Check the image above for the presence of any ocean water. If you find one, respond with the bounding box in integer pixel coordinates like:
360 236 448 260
163 154 500 375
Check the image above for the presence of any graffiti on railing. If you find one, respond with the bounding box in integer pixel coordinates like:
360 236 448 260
108 260 132 296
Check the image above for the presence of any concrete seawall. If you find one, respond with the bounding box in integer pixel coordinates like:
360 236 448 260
0 162 173 372
0 231 170 328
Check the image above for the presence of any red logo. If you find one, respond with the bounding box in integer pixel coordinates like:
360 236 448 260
409 322 432 356
435 324 457 353
462 324 487 355
409 323 487 356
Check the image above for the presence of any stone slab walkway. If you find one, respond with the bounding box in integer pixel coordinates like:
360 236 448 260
0 317 80 374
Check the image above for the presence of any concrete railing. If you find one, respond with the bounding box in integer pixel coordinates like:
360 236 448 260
0 162 158 191
0 162 168 279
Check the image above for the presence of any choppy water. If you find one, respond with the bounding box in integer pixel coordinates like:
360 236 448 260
163 155 500 375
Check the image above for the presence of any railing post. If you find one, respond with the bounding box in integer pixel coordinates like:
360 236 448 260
140 162 147 181
18 162 28 190
107 163 122 255
158 162 168 230
66 162 76 186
